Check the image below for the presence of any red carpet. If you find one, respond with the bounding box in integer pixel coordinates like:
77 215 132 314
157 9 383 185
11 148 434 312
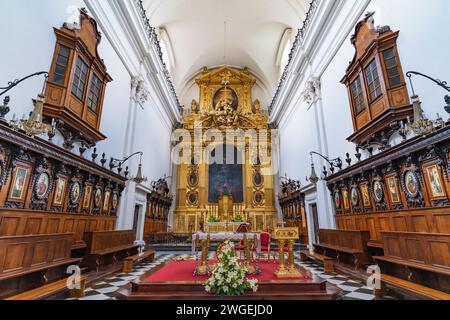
145 260 311 283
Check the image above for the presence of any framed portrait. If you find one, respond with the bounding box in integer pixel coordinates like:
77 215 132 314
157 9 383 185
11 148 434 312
424 164 446 199
103 191 111 212
404 171 420 198
70 182 82 205
253 172 264 187
35 172 50 200
386 176 401 204
372 180 384 204
351 187 360 207
334 192 342 210
82 185 93 209
53 177 67 206
111 192 119 211
342 190 350 210
9 166 30 201
188 172 199 187
360 184 371 208
94 188 103 208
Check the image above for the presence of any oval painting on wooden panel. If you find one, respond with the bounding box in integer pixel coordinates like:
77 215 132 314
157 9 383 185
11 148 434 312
334 192 341 210
112 193 119 210
351 187 359 207
404 171 419 198
94 188 103 208
372 181 384 203
35 172 50 199
70 182 82 204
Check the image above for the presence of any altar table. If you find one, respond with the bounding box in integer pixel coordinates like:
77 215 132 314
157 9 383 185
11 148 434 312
191 232 261 255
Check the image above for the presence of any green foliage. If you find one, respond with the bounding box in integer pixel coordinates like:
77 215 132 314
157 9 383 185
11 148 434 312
204 241 258 296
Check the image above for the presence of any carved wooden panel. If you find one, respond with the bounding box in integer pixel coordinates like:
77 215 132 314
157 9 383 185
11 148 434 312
381 232 450 270
0 209 116 249
0 233 74 276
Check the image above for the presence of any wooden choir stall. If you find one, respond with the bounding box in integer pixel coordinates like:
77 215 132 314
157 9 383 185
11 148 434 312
143 179 173 244
0 9 151 300
278 178 309 244
304 14 450 300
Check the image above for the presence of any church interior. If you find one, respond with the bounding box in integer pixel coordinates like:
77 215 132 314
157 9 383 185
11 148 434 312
0 0 449 303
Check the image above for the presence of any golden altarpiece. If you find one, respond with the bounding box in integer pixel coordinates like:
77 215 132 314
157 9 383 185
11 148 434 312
173 67 278 235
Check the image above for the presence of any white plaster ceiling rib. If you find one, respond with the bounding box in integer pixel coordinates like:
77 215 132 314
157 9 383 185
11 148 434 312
141 0 311 108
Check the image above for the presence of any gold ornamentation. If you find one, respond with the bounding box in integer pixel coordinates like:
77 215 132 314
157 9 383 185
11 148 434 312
272 227 301 278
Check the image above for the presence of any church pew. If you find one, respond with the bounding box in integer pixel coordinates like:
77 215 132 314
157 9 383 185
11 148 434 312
6 275 87 300
300 250 334 273
0 233 81 299
82 230 139 272
0 209 117 250
123 251 155 273
374 231 450 298
313 229 371 270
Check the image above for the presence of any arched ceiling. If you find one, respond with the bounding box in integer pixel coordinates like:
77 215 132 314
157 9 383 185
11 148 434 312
142 0 311 107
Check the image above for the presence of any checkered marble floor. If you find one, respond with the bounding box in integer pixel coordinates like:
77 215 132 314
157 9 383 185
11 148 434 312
66 251 396 301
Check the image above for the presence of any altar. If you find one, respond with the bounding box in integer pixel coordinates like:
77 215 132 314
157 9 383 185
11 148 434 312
204 222 245 233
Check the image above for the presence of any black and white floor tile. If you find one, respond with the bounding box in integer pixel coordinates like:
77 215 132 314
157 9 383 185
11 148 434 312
67 251 396 301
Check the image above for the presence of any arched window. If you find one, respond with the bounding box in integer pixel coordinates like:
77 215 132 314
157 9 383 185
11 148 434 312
276 28 293 78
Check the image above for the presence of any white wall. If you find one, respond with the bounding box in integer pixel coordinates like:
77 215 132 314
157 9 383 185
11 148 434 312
0 0 174 236
277 0 450 234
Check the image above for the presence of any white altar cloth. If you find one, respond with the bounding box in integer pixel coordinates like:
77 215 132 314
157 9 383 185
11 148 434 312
191 232 261 255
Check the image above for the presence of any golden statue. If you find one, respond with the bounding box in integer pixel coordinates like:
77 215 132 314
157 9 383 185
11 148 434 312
191 99 198 113
211 86 239 127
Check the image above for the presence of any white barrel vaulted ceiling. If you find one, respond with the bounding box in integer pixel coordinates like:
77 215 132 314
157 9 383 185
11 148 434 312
142 0 312 109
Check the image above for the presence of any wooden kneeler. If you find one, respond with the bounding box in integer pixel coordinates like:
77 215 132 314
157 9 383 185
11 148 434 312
300 250 334 273
123 251 155 273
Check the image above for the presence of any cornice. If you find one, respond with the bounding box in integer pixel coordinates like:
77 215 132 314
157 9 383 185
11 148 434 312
325 127 450 184
0 122 126 184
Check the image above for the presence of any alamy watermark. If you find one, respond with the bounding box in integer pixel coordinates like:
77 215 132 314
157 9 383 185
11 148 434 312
66 265 82 290
366 265 381 290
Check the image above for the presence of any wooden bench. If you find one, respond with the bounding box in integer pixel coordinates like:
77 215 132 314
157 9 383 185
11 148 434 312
373 231 450 299
300 250 334 273
374 274 450 300
0 233 81 299
123 251 155 273
82 230 139 272
6 275 87 300
313 229 371 270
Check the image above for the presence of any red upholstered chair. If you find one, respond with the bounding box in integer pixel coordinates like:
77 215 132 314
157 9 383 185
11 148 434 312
257 232 272 260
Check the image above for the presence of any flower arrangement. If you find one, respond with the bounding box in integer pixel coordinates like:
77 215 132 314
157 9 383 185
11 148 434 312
204 240 258 296
232 214 243 223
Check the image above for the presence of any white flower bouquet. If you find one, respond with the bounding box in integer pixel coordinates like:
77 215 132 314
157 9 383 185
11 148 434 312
204 240 258 296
